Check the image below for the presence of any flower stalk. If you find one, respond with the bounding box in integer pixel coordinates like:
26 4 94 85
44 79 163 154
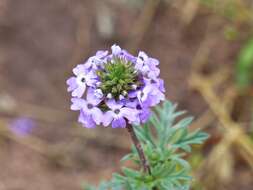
126 124 151 175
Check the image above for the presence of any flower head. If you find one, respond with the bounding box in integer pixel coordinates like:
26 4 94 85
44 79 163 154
67 45 165 128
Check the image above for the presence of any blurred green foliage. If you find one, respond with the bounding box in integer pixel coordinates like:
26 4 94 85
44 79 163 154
199 0 252 22
224 25 238 41
199 0 236 16
236 37 253 89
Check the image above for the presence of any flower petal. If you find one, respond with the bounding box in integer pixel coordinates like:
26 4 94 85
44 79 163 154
138 51 148 61
86 88 102 105
148 68 160 79
85 71 97 86
96 50 108 58
112 118 126 128
148 57 159 66
137 85 151 103
102 111 114 126
121 50 136 62
128 90 138 98
94 89 104 99
125 99 138 108
106 99 123 110
120 107 138 122
66 77 78 92
72 85 86 98
111 44 121 55
79 111 96 128
139 107 151 123
71 98 87 110
73 64 86 76
91 107 103 125
158 79 165 92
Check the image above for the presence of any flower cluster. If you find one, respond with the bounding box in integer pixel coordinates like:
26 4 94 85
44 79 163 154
67 45 165 128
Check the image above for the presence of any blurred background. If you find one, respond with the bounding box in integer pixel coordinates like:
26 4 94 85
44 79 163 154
0 0 253 189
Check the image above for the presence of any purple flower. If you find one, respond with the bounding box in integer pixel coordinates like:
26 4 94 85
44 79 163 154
121 50 137 63
135 51 160 79
67 44 165 128
78 110 96 128
125 100 151 124
158 78 165 92
135 51 149 73
138 86 165 107
139 107 151 123
9 117 36 137
103 100 139 128
84 50 108 70
67 64 97 98
111 44 122 55
71 88 103 128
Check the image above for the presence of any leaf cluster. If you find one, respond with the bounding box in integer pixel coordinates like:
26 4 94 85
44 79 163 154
84 101 209 190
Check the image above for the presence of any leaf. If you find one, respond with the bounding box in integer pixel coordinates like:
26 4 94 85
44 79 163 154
122 167 142 179
172 129 209 152
121 153 135 162
112 173 126 184
173 117 194 130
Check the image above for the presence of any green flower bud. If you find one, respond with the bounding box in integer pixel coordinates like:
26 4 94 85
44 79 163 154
97 57 138 99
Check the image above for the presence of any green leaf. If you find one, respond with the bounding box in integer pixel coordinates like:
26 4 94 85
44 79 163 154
122 167 142 178
121 153 135 162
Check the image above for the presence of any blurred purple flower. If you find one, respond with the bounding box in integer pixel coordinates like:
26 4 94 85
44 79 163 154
9 117 36 137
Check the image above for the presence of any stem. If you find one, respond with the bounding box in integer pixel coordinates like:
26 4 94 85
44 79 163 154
126 124 151 175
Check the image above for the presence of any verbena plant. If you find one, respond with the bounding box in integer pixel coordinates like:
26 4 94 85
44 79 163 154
84 101 208 190
66 45 208 190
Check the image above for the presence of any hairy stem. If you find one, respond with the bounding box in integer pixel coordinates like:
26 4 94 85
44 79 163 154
126 124 151 174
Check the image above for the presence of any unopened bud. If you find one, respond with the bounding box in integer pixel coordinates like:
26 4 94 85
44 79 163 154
107 93 112 99
94 89 103 98
122 91 127 96
132 84 137 90
119 95 124 100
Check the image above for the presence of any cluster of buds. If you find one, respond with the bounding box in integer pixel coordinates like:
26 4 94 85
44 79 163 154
67 45 165 128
